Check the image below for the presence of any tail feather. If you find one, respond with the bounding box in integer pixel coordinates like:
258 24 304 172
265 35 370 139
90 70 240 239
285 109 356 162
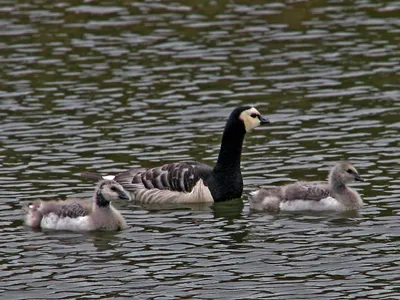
22 202 32 213
248 188 282 212
81 172 104 181
114 168 148 192
24 202 43 228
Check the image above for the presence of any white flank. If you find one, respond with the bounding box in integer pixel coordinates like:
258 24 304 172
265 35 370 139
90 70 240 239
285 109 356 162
135 179 214 204
40 213 94 231
279 196 345 212
103 175 115 180
189 179 214 203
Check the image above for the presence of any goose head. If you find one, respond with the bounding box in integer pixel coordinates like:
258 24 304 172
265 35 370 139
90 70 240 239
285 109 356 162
236 106 270 132
332 161 364 185
95 180 131 207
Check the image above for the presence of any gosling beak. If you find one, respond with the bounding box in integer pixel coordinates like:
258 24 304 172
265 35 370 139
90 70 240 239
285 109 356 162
259 116 270 125
119 191 130 200
354 174 364 182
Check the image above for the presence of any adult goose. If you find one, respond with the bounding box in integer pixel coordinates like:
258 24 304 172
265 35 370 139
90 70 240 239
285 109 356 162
24 180 130 231
249 161 364 212
82 106 269 204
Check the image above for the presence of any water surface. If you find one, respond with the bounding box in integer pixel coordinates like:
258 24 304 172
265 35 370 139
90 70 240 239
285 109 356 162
0 1 399 299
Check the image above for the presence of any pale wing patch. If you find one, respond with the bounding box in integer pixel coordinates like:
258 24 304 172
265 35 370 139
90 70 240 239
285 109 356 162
239 107 262 132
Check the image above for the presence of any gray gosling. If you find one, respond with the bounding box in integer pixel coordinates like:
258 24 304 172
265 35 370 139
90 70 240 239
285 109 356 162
249 161 364 212
25 180 130 231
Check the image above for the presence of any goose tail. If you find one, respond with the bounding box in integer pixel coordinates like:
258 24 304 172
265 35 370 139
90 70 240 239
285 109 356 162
248 190 261 202
248 189 281 212
81 172 113 181
24 202 43 228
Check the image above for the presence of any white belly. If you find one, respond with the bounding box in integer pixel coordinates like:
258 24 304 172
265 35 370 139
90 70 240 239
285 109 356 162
279 197 345 212
40 213 94 231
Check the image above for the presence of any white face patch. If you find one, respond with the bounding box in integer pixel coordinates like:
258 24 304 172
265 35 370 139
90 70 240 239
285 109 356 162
239 107 262 132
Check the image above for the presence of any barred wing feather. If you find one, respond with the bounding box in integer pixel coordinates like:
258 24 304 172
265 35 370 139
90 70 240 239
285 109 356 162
115 161 211 193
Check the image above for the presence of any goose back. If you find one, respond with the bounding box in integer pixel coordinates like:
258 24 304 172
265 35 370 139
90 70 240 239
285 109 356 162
115 162 211 193
283 182 332 201
114 161 216 203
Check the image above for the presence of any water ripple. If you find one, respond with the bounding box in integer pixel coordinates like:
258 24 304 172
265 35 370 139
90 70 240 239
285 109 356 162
0 0 399 299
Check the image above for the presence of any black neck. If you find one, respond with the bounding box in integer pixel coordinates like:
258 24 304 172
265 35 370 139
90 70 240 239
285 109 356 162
96 192 110 207
213 119 246 173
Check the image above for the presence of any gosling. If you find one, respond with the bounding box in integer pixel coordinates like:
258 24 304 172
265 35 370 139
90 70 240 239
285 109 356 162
249 161 364 212
24 180 130 231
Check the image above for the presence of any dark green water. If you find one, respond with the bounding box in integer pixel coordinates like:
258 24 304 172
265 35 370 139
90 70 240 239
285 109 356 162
0 1 399 299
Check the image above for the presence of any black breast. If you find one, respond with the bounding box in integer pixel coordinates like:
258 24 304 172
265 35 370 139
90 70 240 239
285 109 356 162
205 171 243 202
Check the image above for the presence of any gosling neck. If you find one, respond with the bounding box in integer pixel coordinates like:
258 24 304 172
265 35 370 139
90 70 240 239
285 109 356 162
95 192 110 208
329 170 347 194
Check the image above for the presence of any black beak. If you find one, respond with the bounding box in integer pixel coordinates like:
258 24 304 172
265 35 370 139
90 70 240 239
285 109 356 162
354 174 364 182
259 116 270 125
119 191 130 200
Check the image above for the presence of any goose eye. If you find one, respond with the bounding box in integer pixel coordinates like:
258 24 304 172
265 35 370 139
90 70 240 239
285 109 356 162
250 113 258 118
346 169 353 174
110 186 118 192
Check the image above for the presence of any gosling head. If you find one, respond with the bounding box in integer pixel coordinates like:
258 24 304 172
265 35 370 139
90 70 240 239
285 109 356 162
95 180 130 207
235 106 270 133
333 161 364 185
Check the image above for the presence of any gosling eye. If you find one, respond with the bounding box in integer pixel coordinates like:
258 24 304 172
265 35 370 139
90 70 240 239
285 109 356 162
110 186 118 192
346 169 353 174
250 113 258 118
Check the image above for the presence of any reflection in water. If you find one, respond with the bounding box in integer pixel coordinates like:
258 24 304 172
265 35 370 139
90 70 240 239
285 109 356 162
88 231 127 252
0 0 399 299
212 198 244 222
140 202 214 212
212 198 248 244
